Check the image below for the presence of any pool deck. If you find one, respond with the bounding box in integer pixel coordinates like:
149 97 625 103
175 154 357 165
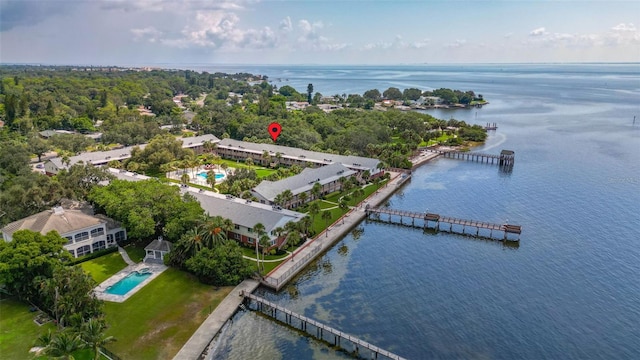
94 262 167 303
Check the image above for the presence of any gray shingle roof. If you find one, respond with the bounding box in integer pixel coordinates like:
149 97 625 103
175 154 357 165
187 191 304 233
2 208 105 238
216 138 380 172
252 163 356 201
145 239 173 252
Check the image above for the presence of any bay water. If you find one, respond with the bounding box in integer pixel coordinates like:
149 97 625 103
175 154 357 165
193 64 640 359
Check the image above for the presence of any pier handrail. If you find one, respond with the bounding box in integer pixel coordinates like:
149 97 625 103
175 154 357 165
242 292 407 360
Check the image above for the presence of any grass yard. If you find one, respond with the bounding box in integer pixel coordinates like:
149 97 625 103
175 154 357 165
79 251 127 284
124 244 146 263
0 300 54 360
103 268 233 360
310 207 349 235
239 246 289 261
0 300 107 360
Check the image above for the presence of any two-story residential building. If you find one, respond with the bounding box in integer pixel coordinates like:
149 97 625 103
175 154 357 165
44 134 220 175
214 138 382 176
1 204 126 258
251 163 357 208
187 190 305 249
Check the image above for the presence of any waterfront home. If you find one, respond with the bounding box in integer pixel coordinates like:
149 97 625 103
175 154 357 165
251 163 357 208
1 202 126 258
187 190 305 249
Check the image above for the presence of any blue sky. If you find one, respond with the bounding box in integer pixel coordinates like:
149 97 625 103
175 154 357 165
1 0 639 65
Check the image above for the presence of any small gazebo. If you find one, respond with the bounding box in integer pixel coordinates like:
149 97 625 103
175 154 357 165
144 237 172 264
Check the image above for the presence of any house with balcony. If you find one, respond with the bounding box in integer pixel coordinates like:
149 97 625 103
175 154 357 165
1 203 126 258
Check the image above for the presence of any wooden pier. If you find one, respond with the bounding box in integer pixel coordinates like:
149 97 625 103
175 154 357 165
242 292 407 360
484 122 498 130
366 206 521 241
422 148 515 167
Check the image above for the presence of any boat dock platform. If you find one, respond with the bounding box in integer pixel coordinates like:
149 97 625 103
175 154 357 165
366 206 521 241
421 148 515 167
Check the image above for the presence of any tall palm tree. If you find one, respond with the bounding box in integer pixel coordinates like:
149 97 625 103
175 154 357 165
245 157 254 168
261 150 271 166
252 223 265 272
321 210 332 237
259 234 271 271
280 189 293 208
203 216 230 248
299 215 312 238
41 331 84 360
339 199 349 224
180 172 190 186
311 182 322 201
183 226 206 256
80 318 116 360
308 202 320 224
206 170 216 190
298 192 308 207
220 163 228 175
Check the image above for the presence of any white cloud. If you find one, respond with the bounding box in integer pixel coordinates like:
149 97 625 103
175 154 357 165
611 23 636 32
296 19 346 51
523 23 640 49
444 39 467 48
279 16 293 32
101 0 250 12
131 26 163 42
529 27 547 36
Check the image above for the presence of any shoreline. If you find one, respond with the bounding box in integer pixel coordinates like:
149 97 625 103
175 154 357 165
173 154 440 359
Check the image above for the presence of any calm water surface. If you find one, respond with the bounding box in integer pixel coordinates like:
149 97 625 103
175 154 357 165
200 64 640 359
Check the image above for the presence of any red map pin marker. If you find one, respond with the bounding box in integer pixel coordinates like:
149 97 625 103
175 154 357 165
268 122 282 142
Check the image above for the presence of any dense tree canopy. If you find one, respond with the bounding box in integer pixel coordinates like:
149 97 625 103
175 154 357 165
88 179 204 242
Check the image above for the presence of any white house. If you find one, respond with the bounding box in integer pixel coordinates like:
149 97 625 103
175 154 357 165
1 204 126 258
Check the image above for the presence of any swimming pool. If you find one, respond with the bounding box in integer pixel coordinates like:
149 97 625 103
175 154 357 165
105 270 152 296
197 171 225 180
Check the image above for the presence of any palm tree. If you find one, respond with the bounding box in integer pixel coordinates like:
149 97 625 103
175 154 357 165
308 202 320 224
299 215 312 238
220 163 228 175
252 223 266 272
275 152 282 167
245 157 254 168
183 226 206 256
261 150 271 166
202 140 217 154
259 234 271 271
80 318 116 360
321 210 333 237
311 182 322 201
280 189 293 208
41 331 84 360
203 216 231 248
339 199 349 224
298 192 308 206
181 172 190 186
206 170 216 190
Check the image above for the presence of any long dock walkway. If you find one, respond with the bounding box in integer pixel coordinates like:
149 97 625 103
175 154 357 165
173 279 260 360
366 207 522 241
421 148 515 166
262 171 411 291
243 292 407 360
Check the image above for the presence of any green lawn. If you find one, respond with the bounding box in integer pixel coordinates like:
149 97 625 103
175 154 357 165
103 268 233 360
79 251 127 284
0 300 54 360
310 207 350 235
124 244 146 263
239 246 289 261
0 300 107 360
